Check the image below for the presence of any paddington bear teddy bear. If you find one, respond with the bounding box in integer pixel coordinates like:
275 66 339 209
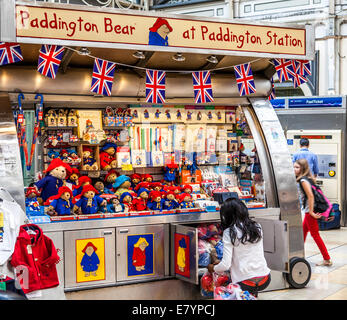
99 142 117 171
93 179 114 195
119 192 135 213
45 186 73 216
132 187 149 211
179 193 195 209
163 163 178 185
82 146 98 171
147 190 165 211
25 186 41 213
34 158 72 202
73 185 107 215
67 168 80 186
73 176 92 197
104 169 118 190
130 173 142 189
163 191 179 210
113 175 132 198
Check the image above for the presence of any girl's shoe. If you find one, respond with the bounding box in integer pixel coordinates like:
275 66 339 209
316 260 333 266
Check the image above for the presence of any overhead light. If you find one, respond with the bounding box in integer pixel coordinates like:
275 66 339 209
132 51 146 59
172 53 185 62
206 55 218 64
78 47 91 56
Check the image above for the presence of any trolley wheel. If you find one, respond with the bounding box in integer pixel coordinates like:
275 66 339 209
285 257 311 289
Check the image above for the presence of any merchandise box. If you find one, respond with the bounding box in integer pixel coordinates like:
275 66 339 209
181 169 202 184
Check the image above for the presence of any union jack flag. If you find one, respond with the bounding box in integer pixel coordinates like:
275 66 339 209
192 71 214 103
268 77 276 101
291 60 308 88
295 60 311 77
234 63 256 96
273 58 295 82
90 58 116 96
0 42 23 66
37 45 65 79
145 70 166 104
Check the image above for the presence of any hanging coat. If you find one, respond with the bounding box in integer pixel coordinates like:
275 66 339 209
10 224 60 294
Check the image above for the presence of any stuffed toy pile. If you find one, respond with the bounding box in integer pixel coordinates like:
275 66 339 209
197 223 223 268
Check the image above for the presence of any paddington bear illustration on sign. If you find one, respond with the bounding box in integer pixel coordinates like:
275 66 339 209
148 18 173 46
132 237 149 272
80 242 100 277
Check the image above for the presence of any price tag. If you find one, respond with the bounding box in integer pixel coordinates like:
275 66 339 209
38 111 43 121
121 164 133 171
17 113 24 123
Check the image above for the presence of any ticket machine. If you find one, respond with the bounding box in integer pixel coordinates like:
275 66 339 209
286 130 342 207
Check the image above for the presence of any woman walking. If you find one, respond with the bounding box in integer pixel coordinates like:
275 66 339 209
294 158 332 266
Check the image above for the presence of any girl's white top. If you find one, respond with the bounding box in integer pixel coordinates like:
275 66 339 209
214 225 271 283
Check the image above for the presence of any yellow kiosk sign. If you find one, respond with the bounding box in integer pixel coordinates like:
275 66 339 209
16 4 307 57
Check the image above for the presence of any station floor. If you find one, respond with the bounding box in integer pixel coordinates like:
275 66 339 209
259 226 347 300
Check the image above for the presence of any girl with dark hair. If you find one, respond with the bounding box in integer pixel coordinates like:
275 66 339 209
294 159 332 266
207 198 271 297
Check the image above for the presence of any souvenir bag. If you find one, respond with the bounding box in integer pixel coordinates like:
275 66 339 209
300 177 332 219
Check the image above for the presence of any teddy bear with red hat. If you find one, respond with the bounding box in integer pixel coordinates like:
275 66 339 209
67 168 80 186
132 187 150 211
179 193 195 209
73 176 92 197
99 142 117 171
34 158 72 202
147 190 165 211
45 186 73 216
130 173 142 189
82 146 98 171
73 185 107 215
142 174 153 183
104 169 118 190
25 186 41 213
163 163 178 185
163 190 179 210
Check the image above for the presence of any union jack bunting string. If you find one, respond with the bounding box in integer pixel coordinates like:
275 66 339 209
234 63 256 97
273 58 295 82
295 59 311 77
145 69 166 104
268 77 276 101
192 71 214 103
291 60 308 88
37 45 65 79
90 58 116 96
0 42 23 66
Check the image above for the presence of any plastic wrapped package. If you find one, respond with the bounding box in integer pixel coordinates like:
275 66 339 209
214 240 223 260
214 282 256 300
200 272 214 298
200 271 230 298
198 239 212 267
197 223 222 240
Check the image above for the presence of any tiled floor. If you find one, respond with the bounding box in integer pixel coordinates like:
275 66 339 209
259 226 347 300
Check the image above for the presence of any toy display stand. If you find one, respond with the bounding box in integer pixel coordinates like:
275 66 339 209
0 1 314 300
